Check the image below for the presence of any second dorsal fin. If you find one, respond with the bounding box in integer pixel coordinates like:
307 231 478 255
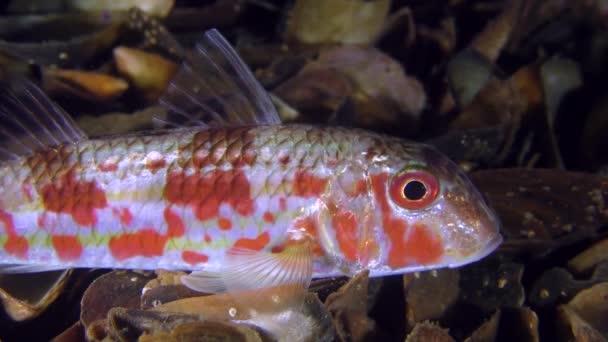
158 29 281 128
0 78 87 160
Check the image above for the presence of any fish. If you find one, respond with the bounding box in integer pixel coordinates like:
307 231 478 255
0 29 502 295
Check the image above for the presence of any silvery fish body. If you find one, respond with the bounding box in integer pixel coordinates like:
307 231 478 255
0 29 501 293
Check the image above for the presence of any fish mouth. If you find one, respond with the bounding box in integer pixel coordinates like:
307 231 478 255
447 233 503 269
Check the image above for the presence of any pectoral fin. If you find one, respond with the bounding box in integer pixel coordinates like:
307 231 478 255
181 239 313 298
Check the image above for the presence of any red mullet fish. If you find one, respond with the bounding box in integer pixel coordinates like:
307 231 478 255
0 29 502 294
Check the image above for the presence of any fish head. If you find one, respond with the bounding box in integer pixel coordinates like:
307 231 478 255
318 139 502 277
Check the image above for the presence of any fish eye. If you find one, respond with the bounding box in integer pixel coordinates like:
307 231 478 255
390 169 439 210
403 180 426 200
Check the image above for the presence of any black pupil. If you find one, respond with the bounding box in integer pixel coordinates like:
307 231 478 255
403 180 427 200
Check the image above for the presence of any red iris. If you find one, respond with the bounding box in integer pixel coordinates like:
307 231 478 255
389 170 439 210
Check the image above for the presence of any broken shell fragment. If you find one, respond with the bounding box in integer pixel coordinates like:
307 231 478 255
274 67 353 123
540 56 583 123
450 75 525 131
71 0 175 18
325 270 376 341
568 238 608 274
107 307 201 341
140 270 203 310
446 48 495 108
557 305 605 342
0 270 71 322
113 46 178 102
403 269 460 330
485 307 539 342
138 321 266 342
125 8 186 58
76 106 167 137
284 0 391 45
565 282 608 336
84 319 111 342
140 284 204 310
470 169 608 249
42 68 128 102
470 0 522 62
275 45 425 132
0 15 123 68
107 307 270 341
50 321 85 342
314 45 426 119
405 321 455 342
80 270 155 332
464 310 500 342
154 288 335 341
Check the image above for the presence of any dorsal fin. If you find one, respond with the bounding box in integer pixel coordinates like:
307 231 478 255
157 29 281 128
0 78 86 160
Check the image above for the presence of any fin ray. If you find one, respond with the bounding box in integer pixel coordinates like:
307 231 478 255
158 28 281 128
180 270 226 294
23 84 83 143
190 45 244 124
0 78 86 160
